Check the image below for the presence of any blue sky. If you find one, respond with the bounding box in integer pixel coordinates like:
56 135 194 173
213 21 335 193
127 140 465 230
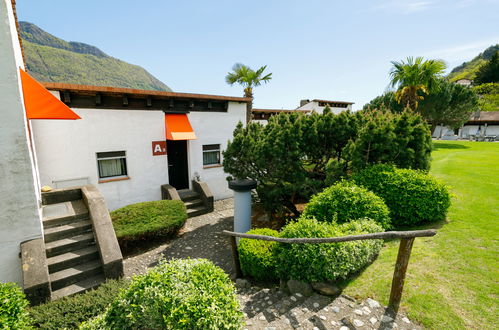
17 0 499 110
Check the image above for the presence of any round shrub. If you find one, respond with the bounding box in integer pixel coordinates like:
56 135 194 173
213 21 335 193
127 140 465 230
0 282 32 329
111 200 187 247
302 181 391 229
352 164 451 227
277 218 383 283
238 228 280 281
80 259 243 330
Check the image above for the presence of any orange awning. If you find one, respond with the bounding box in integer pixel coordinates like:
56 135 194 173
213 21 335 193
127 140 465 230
20 69 81 120
165 114 197 140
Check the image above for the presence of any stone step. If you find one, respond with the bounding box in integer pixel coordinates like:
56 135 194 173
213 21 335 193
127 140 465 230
44 220 93 243
178 189 200 202
51 274 106 300
184 198 204 208
50 259 102 291
47 246 100 273
187 205 208 218
45 233 95 258
42 200 89 228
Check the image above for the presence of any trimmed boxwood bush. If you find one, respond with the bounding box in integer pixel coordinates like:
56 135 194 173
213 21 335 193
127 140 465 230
0 282 32 329
302 181 391 229
238 228 280 281
81 259 244 330
111 200 187 246
28 279 128 329
277 218 383 283
353 164 451 227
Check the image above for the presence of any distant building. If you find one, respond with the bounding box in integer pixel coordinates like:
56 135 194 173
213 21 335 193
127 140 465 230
252 108 311 124
252 98 354 124
296 99 354 114
433 111 499 140
455 79 473 86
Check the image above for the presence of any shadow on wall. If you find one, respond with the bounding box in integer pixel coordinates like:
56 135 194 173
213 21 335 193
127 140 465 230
433 143 470 150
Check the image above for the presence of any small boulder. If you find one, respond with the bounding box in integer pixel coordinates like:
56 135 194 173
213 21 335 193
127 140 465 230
235 278 250 289
287 279 314 297
311 282 341 296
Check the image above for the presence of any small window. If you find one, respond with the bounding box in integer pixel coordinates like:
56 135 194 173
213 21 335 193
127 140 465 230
203 144 221 166
96 151 127 179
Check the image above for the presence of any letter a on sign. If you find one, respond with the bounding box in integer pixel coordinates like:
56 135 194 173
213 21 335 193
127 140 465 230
152 141 167 156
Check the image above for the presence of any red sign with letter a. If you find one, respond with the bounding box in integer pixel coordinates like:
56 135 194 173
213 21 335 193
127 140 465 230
152 141 167 156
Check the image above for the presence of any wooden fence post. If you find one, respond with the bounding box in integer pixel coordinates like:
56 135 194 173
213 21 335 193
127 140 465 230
389 237 415 312
229 235 242 278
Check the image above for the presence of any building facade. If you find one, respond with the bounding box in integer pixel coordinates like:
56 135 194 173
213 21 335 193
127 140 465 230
296 99 354 114
32 84 249 210
432 111 499 140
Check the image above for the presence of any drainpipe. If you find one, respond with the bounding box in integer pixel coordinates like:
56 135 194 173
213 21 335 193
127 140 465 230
228 179 257 241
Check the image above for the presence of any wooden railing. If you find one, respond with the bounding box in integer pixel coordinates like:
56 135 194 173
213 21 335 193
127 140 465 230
222 229 437 312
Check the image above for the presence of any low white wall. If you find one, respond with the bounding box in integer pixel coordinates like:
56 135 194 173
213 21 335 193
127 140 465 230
188 102 246 200
32 109 168 210
0 0 43 284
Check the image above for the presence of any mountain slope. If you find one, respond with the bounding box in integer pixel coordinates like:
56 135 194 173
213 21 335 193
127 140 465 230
448 44 499 82
20 22 171 91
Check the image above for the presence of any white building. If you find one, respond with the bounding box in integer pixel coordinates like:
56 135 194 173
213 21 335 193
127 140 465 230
433 111 499 140
32 84 249 210
1 0 44 284
296 99 354 114
455 79 473 87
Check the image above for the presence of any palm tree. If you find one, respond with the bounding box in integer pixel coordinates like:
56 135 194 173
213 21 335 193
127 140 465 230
389 57 446 111
226 63 272 123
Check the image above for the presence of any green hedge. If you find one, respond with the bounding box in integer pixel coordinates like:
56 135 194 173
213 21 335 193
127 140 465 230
111 200 187 245
302 181 391 229
0 282 32 329
353 164 451 227
277 218 383 283
238 228 280 281
28 279 127 329
81 259 244 330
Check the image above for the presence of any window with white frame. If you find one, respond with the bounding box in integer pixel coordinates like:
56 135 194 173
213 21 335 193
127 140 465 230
202 144 221 166
96 151 128 179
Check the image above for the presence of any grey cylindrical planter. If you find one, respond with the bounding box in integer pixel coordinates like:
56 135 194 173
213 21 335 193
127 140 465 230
228 179 257 237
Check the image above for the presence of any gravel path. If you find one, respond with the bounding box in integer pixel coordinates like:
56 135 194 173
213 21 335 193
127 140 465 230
123 198 235 278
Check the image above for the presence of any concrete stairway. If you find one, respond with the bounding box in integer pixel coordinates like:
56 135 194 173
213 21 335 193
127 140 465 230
178 189 210 218
42 199 105 300
237 287 421 329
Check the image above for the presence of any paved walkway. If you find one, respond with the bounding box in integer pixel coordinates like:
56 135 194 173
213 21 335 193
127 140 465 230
123 198 421 329
123 198 235 278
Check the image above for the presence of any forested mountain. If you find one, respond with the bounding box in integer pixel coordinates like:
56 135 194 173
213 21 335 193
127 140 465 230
448 44 499 82
20 22 171 91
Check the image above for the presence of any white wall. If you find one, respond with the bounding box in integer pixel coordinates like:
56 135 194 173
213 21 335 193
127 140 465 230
33 109 168 210
188 102 246 199
0 0 43 284
33 101 246 208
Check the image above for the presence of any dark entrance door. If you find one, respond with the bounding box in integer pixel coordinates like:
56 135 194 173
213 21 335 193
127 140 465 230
167 140 189 189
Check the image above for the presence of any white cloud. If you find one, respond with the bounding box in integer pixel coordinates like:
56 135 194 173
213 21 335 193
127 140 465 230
374 0 435 14
423 39 499 61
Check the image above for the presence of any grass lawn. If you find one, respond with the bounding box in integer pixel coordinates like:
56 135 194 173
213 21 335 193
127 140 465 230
343 141 499 329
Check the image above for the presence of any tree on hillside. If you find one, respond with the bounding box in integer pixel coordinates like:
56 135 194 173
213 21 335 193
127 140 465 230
363 79 479 131
389 57 446 111
225 63 272 123
473 83 499 111
474 51 499 84
418 79 479 131
363 91 405 112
